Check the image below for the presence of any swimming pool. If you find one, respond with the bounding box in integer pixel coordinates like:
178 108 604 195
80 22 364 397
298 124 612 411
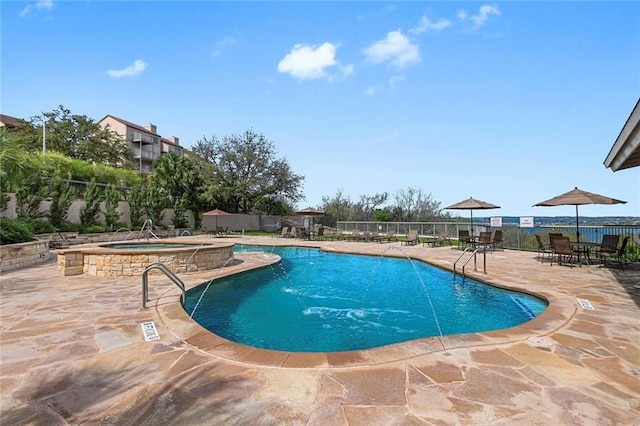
185 246 548 352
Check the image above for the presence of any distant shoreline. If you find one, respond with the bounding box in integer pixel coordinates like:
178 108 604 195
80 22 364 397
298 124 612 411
472 216 640 226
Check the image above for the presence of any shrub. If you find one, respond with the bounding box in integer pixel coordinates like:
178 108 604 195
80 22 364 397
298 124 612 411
82 224 108 234
57 221 81 233
30 220 56 234
0 218 35 244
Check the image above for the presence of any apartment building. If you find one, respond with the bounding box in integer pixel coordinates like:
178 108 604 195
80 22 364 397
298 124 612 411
98 115 184 174
0 114 24 129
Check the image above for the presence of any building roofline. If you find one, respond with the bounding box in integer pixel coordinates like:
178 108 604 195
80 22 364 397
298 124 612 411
604 98 640 171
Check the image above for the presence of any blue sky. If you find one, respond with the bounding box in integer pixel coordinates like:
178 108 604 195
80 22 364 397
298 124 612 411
3 1 639 218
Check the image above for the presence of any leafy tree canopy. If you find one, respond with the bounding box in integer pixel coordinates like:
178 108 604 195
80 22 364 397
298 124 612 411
192 129 304 213
11 105 133 168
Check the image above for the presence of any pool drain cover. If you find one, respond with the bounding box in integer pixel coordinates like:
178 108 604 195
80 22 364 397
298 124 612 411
141 321 160 341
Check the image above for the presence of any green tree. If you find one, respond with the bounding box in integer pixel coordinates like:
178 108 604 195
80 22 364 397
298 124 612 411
104 184 122 229
392 187 445 222
0 128 36 211
191 129 304 213
48 174 77 228
14 174 46 221
80 179 103 228
150 154 201 227
17 105 132 168
126 182 146 229
145 181 166 228
320 189 354 226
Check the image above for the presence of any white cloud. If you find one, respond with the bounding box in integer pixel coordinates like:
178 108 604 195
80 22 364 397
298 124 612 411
363 86 376 96
363 31 420 68
106 59 148 78
410 15 452 34
278 42 340 80
458 4 501 29
211 36 237 58
20 0 53 17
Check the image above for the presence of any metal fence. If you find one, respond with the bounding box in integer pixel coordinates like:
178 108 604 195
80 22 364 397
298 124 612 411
336 221 640 261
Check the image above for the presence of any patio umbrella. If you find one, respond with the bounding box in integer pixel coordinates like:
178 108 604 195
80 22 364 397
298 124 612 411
533 187 626 243
445 197 500 231
294 207 324 233
203 208 231 230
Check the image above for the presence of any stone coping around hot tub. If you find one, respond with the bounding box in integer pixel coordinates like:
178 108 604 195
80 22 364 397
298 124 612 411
156 244 572 369
56 239 236 277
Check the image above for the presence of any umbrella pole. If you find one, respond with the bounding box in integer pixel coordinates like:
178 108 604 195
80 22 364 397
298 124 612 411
575 205 580 243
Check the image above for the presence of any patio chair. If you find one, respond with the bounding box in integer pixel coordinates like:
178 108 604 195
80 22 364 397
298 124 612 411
535 234 553 262
597 234 620 258
402 230 419 246
600 236 629 269
476 231 492 251
490 230 503 251
298 227 310 240
550 236 577 267
458 230 472 249
286 226 297 238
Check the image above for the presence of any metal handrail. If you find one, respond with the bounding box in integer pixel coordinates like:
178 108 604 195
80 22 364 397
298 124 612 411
142 262 186 309
454 247 487 277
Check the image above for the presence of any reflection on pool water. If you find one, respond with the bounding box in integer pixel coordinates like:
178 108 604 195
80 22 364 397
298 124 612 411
186 246 548 352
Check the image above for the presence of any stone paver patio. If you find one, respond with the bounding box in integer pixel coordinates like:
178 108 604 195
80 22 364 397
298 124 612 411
1 236 639 425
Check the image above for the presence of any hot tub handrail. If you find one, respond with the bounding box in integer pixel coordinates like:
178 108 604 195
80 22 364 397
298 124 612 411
109 227 131 242
142 262 186 309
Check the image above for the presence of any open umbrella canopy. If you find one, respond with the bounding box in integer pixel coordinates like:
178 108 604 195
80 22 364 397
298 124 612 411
294 207 324 232
294 207 325 216
202 208 231 230
203 208 231 216
445 197 500 230
533 187 626 242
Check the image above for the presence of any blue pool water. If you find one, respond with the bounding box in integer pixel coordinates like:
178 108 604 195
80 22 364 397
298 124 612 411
103 243 195 249
185 246 547 352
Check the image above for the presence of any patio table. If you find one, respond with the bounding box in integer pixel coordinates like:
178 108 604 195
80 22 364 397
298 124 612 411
570 241 600 265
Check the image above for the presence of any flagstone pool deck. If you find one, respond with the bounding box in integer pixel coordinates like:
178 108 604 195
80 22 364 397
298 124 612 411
1 236 639 425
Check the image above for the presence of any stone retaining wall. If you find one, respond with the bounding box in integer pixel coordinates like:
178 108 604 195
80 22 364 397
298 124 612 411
0 240 51 273
56 243 234 277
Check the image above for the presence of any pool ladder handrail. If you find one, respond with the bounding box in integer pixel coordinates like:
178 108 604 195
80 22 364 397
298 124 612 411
453 247 487 277
142 262 186 309
140 219 160 241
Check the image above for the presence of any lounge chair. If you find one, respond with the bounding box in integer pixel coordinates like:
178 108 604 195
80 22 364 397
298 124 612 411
600 236 629 269
550 236 577 267
377 231 395 243
424 231 450 247
277 226 291 238
402 230 419 246
535 234 553 262
328 229 344 241
312 226 325 240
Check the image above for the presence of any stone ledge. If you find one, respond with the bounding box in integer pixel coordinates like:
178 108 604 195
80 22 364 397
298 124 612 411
0 240 51 273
